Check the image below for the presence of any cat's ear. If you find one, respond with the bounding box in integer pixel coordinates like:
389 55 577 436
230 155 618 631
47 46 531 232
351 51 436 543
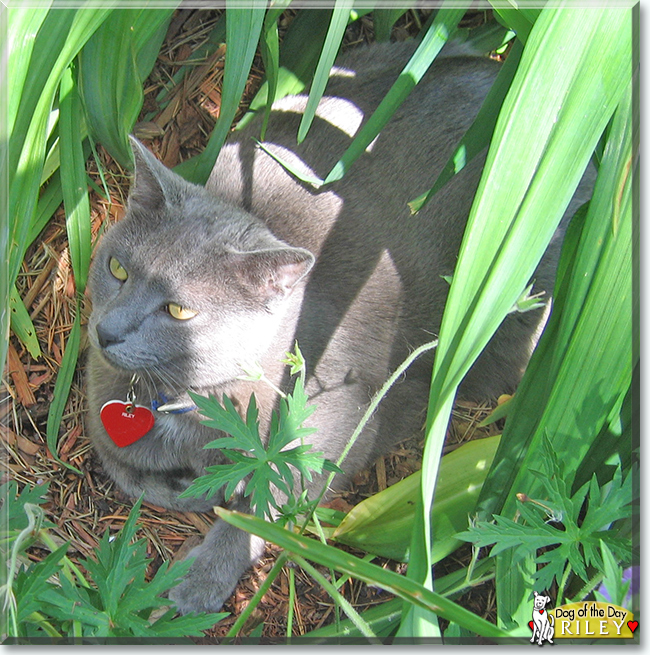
128 136 177 212
237 247 315 301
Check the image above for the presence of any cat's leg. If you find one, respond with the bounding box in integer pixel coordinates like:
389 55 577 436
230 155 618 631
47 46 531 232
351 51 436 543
168 495 266 614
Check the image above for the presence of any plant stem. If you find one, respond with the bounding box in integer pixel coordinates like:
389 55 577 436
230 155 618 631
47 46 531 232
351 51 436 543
26 612 62 638
307 339 439 517
567 572 604 605
287 566 295 638
291 554 379 642
309 511 341 630
556 562 573 606
38 529 90 588
223 551 289 641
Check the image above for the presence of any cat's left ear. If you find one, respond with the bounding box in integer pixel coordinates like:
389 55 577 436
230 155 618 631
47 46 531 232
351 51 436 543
128 136 185 213
236 247 315 301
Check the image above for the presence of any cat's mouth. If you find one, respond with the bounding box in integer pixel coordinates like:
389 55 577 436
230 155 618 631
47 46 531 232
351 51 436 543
94 343 146 373
89 332 153 374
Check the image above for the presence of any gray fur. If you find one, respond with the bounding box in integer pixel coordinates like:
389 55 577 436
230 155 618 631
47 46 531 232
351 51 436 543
86 42 592 614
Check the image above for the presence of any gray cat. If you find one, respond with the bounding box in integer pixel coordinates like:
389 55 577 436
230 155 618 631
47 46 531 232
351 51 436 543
85 42 590 614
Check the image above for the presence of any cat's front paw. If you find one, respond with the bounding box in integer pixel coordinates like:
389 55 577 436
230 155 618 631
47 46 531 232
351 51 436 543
168 519 265 615
169 566 233 615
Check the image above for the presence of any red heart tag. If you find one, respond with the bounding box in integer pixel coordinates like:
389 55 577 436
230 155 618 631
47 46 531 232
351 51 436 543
538 609 545 614
100 400 155 447
528 621 534 631
628 620 638 633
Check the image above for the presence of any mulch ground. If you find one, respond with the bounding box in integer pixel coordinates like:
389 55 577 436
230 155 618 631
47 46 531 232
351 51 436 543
2 7 501 641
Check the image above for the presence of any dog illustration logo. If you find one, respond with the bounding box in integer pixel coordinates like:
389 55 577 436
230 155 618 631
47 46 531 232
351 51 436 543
530 591 555 646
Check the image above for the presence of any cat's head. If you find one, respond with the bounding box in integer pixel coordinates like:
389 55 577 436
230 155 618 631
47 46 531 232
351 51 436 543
87 137 314 391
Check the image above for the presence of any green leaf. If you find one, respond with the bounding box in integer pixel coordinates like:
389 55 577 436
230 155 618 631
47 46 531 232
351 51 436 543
4 4 52 140
331 435 500 562
236 9 333 132
216 507 511 639
254 140 327 187
408 39 523 214
0 480 51 536
45 305 83 475
258 9 282 141
185 377 332 519
410 4 633 633
68 496 224 636
459 455 633 595
9 286 41 359
14 545 69 627
477 45 636 524
3 6 113 373
491 6 538 43
297 0 352 143
323 2 466 184
176 0 266 184
593 541 631 608
78 11 145 167
59 65 91 294
28 170 64 246
191 392 264 455
372 8 408 42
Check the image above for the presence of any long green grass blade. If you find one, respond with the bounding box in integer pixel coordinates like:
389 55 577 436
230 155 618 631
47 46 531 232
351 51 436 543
373 8 408 42
303 598 403 640
10 171 62 358
59 66 91 295
176 1 266 184
323 2 465 184
292 555 378 640
237 9 333 134
302 557 495 640
431 8 631 402
9 287 41 360
490 5 538 43
404 3 633 637
478 77 636 523
4 4 52 140
4 6 114 373
216 508 511 639
258 3 290 140
29 173 63 246
78 8 174 168
46 307 83 475
408 39 523 215
131 8 174 79
297 0 352 143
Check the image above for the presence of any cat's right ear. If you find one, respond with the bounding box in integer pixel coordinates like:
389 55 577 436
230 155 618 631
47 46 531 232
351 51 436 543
128 136 171 213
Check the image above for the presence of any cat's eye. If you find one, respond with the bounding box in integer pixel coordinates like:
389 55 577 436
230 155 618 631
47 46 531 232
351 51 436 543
109 257 128 281
166 303 198 320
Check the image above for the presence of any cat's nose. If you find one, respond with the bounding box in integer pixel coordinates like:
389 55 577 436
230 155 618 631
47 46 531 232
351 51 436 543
96 322 125 349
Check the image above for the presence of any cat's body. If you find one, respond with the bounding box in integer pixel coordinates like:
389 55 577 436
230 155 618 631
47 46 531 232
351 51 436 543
86 42 591 614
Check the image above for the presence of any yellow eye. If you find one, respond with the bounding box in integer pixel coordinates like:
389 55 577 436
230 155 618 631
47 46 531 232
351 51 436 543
167 303 198 320
109 257 128 281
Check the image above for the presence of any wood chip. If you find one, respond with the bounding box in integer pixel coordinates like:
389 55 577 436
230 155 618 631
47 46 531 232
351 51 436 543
23 255 57 310
5 343 36 407
16 433 41 456
0 425 17 446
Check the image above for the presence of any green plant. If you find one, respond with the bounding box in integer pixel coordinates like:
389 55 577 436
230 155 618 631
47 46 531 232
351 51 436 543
458 436 635 606
0 481 225 642
181 345 341 521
